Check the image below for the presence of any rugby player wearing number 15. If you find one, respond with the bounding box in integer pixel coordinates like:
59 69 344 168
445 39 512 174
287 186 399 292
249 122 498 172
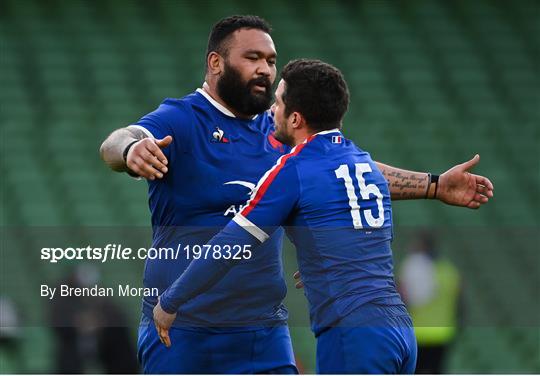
154 59 419 373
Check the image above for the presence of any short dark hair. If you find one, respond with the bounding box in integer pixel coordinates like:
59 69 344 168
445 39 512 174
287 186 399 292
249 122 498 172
280 59 350 132
206 15 272 59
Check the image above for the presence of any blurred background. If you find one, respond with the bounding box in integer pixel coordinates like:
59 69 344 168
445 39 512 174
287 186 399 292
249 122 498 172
0 0 538 373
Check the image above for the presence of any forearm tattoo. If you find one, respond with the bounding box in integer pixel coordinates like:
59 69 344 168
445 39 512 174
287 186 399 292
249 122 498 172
381 169 429 199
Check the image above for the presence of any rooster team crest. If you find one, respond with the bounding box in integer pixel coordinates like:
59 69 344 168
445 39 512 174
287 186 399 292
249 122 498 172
211 126 229 143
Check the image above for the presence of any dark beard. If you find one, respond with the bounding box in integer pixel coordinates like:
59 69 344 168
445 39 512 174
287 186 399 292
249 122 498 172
217 63 273 116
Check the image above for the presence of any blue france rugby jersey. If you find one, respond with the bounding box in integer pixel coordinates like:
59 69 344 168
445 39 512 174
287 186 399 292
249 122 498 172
160 130 404 335
134 88 289 327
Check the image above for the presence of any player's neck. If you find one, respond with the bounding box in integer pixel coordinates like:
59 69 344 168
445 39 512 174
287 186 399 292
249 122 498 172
202 82 255 120
292 130 314 147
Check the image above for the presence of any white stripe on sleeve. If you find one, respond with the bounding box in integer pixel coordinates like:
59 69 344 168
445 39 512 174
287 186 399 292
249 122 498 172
232 214 269 243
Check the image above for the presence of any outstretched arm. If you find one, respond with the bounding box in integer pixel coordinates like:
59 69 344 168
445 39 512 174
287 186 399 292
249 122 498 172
99 126 172 179
376 154 493 208
375 162 430 200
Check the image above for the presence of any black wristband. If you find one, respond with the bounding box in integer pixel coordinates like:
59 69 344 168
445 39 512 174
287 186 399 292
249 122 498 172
123 140 139 163
424 173 432 199
425 173 440 199
431 174 440 199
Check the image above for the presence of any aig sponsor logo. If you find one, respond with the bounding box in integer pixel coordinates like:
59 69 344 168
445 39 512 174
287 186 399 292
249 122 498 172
223 180 255 216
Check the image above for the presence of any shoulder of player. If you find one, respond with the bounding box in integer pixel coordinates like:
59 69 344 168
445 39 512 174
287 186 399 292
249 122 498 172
271 142 311 174
282 133 356 169
286 134 330 159
144 97 187 118
145 95 201 127
159 94 197 112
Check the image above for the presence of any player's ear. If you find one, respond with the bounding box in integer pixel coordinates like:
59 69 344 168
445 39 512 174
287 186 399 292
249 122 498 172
290 112 306 129
207 52 223 75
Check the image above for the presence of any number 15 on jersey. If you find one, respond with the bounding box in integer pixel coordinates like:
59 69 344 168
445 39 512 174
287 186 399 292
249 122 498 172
335 163 385 229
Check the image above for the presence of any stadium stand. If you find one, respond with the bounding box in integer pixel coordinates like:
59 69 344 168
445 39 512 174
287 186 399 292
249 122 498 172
0 0 538 372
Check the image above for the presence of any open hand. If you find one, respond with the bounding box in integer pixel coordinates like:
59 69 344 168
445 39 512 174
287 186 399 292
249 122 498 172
126 136 173 180
438 154 494 209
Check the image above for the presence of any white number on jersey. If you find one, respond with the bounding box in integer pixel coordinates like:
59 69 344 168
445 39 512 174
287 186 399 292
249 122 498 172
335 163 385 229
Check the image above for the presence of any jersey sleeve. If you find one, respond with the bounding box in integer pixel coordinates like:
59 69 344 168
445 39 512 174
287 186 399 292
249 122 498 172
158 158 301 314
131 99 193 156
235 155 300 239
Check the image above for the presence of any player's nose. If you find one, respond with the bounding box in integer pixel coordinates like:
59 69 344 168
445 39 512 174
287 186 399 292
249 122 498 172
256 60 272 77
